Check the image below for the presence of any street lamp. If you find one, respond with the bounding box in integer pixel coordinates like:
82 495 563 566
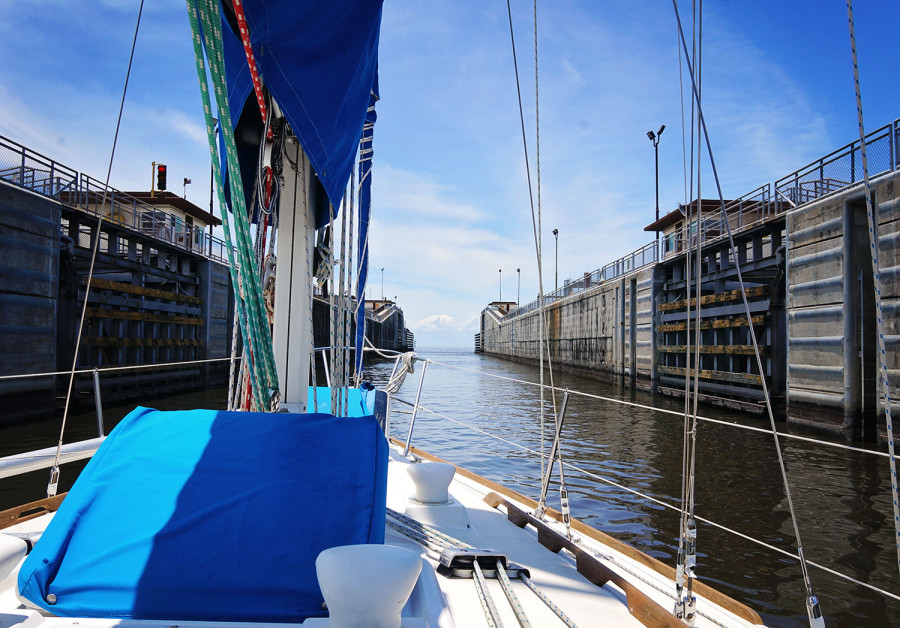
647 125 665 243
552 229 559 292
381 267 384 300
499 269 502 302
516 268 521 308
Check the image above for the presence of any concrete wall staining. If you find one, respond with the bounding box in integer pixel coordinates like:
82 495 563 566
482 267 655 382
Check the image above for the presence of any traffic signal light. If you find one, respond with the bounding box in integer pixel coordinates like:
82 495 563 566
157 164 167 191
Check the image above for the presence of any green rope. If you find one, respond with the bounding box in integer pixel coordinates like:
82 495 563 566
196 0 278 393
186 0 278 409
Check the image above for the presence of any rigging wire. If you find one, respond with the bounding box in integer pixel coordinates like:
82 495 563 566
504 0 561 518
47 0 145 498
533 0 547 504
670 2 824 624
845 0 900 579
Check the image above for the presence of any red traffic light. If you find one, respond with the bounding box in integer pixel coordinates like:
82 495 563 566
156 164 167 191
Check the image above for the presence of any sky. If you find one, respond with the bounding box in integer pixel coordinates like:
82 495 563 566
0 1 898 348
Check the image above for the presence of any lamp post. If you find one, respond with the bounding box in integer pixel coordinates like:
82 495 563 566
647 125 665 243
552 228 559 292
516 268 521 308
499 269 502 302
381 267 384 300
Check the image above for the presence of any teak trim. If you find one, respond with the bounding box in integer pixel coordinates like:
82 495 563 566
0 493 67 530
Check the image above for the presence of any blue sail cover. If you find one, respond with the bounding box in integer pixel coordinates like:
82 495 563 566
18 407 388 621
222 0 383 227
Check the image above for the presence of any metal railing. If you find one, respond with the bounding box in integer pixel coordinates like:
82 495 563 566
661 184 778 258
0 134 228 263
775 118 899 208
505 240 659 320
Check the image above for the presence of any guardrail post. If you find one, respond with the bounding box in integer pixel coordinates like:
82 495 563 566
403 360 429 457
892 119 897 171
93 368 105 437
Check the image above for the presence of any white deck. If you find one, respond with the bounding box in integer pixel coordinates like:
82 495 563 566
0 443 765 627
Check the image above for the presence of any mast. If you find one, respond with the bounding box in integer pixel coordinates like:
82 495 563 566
272 136 316 413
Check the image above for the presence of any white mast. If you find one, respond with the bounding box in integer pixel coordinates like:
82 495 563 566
272 136 316 413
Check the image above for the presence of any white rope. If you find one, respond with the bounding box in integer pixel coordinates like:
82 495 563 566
496 558 532 628
520 574 578 628
846 0 900 579
384 351 416 395
473 560 504 628
49 0 145 498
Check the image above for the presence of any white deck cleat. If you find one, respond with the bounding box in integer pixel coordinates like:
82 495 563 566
406 462 455 504
316 544 422 628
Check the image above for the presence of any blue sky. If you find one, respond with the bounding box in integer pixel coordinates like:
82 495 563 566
0 1 897 348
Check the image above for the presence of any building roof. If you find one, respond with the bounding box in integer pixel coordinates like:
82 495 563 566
123 191 222 227
643 198 731 232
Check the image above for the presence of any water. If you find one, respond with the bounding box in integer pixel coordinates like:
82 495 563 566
2 349 898 626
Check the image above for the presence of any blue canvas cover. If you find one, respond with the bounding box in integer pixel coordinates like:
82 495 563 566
222 0 383 225
19 406 388 621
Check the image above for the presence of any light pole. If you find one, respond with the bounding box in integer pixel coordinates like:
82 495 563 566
499 269 502 302
552 228 559 291
647 125 665 243
516 268 521 308
381 267 384 300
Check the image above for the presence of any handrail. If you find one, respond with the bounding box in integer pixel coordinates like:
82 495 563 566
0 132 228 263
0 437 105 481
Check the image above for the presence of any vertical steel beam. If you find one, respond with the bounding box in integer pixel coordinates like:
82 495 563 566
843 202 861 436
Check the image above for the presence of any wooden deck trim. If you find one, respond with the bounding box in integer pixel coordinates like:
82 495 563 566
390 438 762 626
0 493 66 530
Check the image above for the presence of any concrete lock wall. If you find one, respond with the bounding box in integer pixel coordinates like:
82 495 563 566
786 174 900 438
480 169 899 439
0 183 60 419
481 266 655 383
